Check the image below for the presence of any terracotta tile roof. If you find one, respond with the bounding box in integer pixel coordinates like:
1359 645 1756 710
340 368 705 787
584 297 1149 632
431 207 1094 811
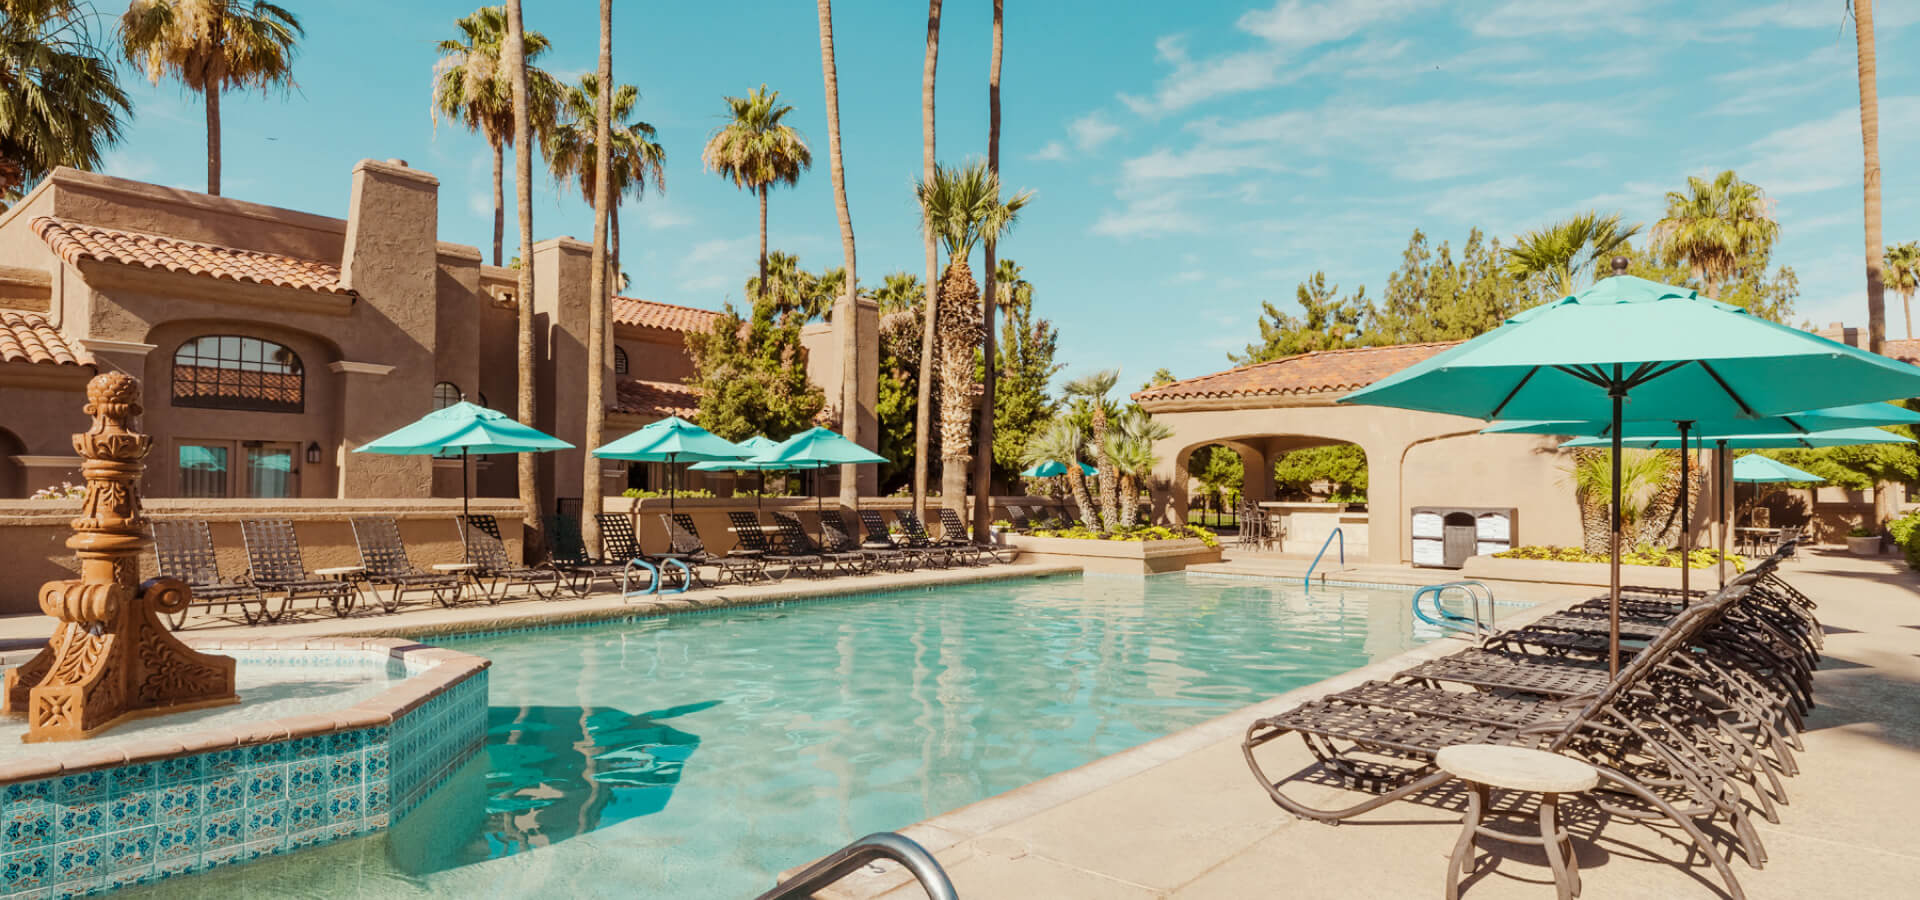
33 217 351 296
612 378 701 419
0 310 92 367
1133 341 1460 404
612 297 725 333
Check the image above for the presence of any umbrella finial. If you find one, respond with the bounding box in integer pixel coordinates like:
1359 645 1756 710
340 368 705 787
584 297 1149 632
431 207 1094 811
1610 256 1629 275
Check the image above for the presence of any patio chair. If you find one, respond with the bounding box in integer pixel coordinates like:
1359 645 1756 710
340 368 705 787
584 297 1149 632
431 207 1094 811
1004 504 1036 533
350 517 466 612
858 509 944 568
150 519 273 628
661 513 768 584
238 519 359 620
939 508 1015 564
821 510 915 572
896 510 981 566
729 511 822 579
779 510 871 571
457 515 563 601
592 513 694 595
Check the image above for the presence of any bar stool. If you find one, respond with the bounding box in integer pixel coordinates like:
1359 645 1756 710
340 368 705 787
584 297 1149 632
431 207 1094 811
1436 744 1599 900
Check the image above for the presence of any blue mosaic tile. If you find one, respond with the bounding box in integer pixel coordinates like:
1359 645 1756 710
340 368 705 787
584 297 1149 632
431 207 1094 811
1 846 52 889
287 796 325 832
364 782 389 815
108 762 155 797
286 759 325 799
327 729 366 756
156 755 202 784
53 772 107 804
4 779 52 808
325 787 361 820
204 747 247 777
200 811 243 850
241 837 282 860
107 827 155 872
54 801 107 841
290 735 329 762
107 793 154 831
246 740 288 767
154 824 197 861
243 768 285 807
200 774 243 814
326 755 363 788
5 805 53 850
153 852 200 879
154 783 197 821
243 807 285 843
52 836 106 883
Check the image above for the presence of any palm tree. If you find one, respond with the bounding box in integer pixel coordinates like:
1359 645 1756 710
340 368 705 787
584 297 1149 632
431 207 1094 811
504 0 544 558
972 0 1005 542
1650 170 1779 299
870 272 923 314
815 0 862 509
915 160 1032 512
912 0 942 519
1567 447 1673 554
546 73 665 294
1024 418 1094 526
1 0 131 204
1853 0 1885 354
1886 241 1920 340
577 0 613 557
1062 369 1121 531
120 0 300 196
993 258 1030 315
702 85 811 303
1112 407 1171 528
433 6 560 266
1504 211 1641 298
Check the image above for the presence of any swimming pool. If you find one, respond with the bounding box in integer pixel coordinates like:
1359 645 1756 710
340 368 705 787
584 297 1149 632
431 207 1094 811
125 573 1436 898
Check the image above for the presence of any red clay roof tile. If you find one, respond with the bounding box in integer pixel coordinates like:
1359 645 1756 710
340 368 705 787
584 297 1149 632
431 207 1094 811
33 217 351 296
1132 342 1460 403
0 310 91 368
611 297 725 333
612 378 701 419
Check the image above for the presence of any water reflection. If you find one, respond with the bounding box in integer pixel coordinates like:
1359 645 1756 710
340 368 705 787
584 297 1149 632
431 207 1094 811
389 701 716 875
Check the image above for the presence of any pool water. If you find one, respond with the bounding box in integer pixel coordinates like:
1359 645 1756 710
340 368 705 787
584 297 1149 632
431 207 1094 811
127 574 1432 898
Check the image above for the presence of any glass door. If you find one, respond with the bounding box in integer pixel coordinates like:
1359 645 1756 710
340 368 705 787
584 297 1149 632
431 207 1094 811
177 443 230 498
176 440 299 497
245 445 296 498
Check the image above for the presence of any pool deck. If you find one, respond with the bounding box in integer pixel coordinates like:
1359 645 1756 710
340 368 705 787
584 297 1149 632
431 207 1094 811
821 549 1920 900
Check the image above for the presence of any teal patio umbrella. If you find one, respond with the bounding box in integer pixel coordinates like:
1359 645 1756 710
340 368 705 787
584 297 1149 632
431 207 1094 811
756 427 888 514
1020 460 1097 478
1344 270 1920 676
354 400 573 520
1732 455 1824 484
1483 401 1920 439
688 437 824 508
591 416 744 512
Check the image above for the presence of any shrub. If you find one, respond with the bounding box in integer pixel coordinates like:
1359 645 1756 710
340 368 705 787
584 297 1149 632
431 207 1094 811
29 482 85 500
1888 511 1920 570
1493 544 1744 571
1847 526 1875 538
620 488 716 500
1028 523 1218 546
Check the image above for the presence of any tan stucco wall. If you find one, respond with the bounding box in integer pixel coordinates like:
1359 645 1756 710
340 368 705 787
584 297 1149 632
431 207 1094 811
617 328 697 383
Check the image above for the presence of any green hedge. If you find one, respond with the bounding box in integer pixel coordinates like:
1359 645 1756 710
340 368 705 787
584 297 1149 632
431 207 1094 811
1889 510 1920 570
1030 524 1220 548
1493 544 1744 571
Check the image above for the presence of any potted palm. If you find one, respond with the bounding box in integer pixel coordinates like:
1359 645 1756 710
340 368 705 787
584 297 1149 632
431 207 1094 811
1847 526 1882 556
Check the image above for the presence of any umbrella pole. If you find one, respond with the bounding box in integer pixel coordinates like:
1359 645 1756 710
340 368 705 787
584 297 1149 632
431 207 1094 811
1718 440 1729 589
1608 375 1623 680
1678 421 1691 598
462 448 472 563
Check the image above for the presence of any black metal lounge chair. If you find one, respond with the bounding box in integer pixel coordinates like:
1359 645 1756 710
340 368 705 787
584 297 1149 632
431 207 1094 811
661 513 768 584
593 513 694 595
1004 504 1038 533
772 512 866 575
150 519 272 628
350 517 466 612
896 510 980 566
859 509 943 568
238 519 359 620
728 510 821 579
457 514 563 601
821 510 915 572
939 508 1015 564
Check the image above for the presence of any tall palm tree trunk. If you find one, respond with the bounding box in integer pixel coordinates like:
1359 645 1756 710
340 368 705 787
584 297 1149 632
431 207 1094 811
1089 410 1118 531
937 261 977 512
490 142 505 266
913 0 942 518
506 0 545 560
1855 0 1885 354
205 84 221 195
817 0 862 509
1064 466 1095 526
971 0 1003 543
580 0 614 557
756 185 769 303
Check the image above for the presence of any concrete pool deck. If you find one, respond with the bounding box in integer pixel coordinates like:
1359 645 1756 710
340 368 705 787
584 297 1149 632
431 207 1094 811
822 549 1920 900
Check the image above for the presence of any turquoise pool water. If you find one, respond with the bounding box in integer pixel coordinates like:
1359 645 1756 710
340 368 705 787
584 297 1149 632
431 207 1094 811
127 573 1433 898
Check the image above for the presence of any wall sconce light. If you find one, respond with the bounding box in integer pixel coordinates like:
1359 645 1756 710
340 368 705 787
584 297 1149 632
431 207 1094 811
306 442 322 465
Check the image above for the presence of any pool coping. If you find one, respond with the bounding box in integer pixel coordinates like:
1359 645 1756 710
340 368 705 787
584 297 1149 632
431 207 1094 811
796 586 1583 899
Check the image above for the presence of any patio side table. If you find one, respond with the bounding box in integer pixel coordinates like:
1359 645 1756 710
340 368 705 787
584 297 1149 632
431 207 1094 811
1436 744 1599 900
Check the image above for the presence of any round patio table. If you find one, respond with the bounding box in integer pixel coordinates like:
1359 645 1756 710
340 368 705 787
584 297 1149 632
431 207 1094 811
1436 744 1598 900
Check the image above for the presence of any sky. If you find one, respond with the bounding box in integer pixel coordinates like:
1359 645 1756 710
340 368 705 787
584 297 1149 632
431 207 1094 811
91 0 1919 385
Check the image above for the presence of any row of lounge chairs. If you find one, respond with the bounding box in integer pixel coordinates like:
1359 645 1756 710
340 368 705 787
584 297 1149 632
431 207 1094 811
149 507 1018 628
1242 542 1816 900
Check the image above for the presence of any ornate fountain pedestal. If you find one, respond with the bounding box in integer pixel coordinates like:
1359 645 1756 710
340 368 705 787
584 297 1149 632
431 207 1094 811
1 372 236 741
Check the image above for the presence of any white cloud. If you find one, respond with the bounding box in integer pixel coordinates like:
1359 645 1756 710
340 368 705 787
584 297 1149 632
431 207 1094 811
1029 141 1070 162
1090 188 1210 238
1740 96 1918 196
1470 0 1652 38
1068 111 1124 152
1238 0 1434 47
675 237 756 295
1722 2 1917 30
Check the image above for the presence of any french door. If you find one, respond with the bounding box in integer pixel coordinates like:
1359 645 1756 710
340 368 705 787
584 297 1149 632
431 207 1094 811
176 440 300 498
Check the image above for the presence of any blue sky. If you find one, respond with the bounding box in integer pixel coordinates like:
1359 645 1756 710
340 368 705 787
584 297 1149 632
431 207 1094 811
95 0 1918 384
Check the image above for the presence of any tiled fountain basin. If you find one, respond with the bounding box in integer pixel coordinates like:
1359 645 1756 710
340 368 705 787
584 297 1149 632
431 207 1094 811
0 638 489 898
1004 535 1223 574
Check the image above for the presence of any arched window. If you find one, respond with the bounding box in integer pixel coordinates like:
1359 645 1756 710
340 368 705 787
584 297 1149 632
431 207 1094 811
172 335 304 413
613 345 629 375
433 382 461 410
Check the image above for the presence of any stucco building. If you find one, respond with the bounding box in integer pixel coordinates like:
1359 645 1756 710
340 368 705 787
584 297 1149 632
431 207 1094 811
0 163 876 504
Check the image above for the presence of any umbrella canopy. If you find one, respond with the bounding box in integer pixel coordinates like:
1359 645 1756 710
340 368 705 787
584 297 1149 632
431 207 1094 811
1020 460 1097 478
591 416 744 462
759 427 888 466
354 401 573 525
1732 455 1824 483
1342 271 1920 678
1560 426 1915 450
1483 402 1920 438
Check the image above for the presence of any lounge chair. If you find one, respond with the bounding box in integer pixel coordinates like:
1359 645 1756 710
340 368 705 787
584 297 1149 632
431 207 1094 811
939 508 1015 564
238 519 360 620
350 517 466 612
821 510 916 572
593 513 694 595
772 512 866 576
661 513 768 584
728 510 821 579
457 515 563 601
859 509 944 568
150 519 272 628
896 510 980 566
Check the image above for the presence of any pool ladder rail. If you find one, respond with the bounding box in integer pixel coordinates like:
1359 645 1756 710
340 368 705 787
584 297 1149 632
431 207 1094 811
756 832 959 900
1303 527 1345 589
1412 580 1497 639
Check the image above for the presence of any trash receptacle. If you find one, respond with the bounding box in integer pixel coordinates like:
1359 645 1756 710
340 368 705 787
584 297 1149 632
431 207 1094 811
1442 512 1477 568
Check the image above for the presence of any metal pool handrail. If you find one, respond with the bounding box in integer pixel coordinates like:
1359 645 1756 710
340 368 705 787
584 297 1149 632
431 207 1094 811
1304 527 1344 589
1411 580 1496 638
755 832 959 900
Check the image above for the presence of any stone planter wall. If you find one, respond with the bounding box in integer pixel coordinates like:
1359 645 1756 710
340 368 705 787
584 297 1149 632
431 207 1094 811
1005 535 1222 575
1457 555 1726 590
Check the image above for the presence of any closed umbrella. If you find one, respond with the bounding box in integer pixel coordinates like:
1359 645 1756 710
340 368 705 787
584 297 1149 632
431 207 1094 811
355 401 573 521
591 416 745 512
1344 270 1920 676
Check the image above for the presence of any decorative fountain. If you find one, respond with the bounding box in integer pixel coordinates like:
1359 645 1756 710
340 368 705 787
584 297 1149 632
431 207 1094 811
2 373 237 741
